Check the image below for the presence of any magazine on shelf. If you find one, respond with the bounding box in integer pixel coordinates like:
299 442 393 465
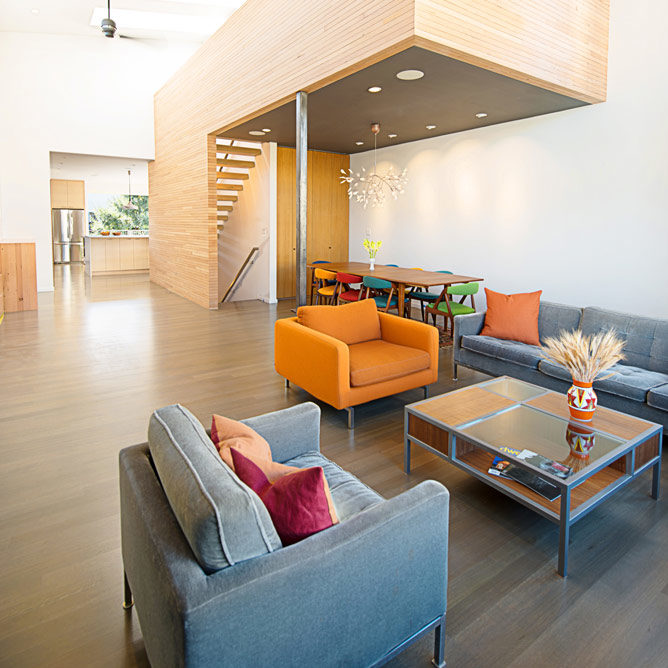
487 456 513 478
514 449 572 479
502 466 561 501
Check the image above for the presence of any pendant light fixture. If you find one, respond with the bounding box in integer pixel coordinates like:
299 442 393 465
123 169 139 211
340 122 407 209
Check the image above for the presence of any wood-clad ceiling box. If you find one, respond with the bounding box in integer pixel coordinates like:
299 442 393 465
150 0 609 309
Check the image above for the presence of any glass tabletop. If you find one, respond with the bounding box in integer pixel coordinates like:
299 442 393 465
459 403 624 482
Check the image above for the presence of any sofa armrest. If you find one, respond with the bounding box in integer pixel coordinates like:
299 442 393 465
378 312 439 363
242 402 321 463
453 311 486 361
274 317 350 410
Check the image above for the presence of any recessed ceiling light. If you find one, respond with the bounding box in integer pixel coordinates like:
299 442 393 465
261 128 271 132
475 112 488 119
355 141 364 146
425 125 436 130
396 69 424 81
249 130 265 136
388 134 397 138
367 86 382 93
31 8 39 15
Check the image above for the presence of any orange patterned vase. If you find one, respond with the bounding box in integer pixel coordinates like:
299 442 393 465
567 380 597 422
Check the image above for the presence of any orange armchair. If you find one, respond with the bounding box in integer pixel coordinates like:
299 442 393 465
274 299 438 427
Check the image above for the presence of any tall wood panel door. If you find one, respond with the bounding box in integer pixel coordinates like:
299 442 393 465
276 147 349 299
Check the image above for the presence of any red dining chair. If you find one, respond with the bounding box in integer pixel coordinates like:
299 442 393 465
336 272 364 304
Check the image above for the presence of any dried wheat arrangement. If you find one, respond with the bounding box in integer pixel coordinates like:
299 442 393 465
540 329 625 383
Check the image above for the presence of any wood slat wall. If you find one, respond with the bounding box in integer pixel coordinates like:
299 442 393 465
414 0 609 103
150 0 608 308
150 0 415 308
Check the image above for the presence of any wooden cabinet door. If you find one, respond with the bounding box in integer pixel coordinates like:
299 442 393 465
67 180 85 209
50 179 69 209
276 148 349 299
0 243 37 312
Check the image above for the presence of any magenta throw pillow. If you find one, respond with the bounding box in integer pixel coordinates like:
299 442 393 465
230 448 334 545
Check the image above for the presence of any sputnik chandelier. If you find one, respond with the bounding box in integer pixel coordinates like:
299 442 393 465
340 122 407 209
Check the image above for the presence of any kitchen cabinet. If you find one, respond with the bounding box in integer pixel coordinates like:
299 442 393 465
84 236 149 275
50 179 85 209
0 241 38 312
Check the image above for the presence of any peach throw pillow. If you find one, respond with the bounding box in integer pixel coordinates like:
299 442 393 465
480 288 542 346
211 414 338 524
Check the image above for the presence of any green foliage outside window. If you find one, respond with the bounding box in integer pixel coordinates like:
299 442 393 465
89 196 149 233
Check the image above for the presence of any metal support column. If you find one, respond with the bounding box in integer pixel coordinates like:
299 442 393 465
295 91 308 307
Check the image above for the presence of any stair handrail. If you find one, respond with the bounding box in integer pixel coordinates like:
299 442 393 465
220 246 259 303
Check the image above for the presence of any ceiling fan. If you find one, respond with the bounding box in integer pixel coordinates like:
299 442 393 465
100 0 135 39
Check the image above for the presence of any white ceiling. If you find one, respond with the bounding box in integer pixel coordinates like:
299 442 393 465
50 152 150 195
0 1 246 42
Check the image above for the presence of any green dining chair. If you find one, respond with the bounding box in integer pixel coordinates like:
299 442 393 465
426 282 479 335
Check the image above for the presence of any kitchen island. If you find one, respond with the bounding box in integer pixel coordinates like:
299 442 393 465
84 235 149 275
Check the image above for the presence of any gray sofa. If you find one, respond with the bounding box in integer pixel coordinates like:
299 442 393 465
119 402 450 668
453 302 668 429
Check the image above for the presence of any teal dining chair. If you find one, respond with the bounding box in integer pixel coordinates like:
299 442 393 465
407 270 453 322
363 276 408 314
426 281 479 334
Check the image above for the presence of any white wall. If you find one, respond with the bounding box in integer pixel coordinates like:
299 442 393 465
349 0 668 318
218 142 276 303
0 32 197 291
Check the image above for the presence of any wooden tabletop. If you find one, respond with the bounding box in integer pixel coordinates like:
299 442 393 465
307 261 483 287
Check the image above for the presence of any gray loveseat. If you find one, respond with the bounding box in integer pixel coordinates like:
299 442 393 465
454 302 668 429
119 402 449 668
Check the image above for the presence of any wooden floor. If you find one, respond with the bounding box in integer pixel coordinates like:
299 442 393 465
1 266 666 668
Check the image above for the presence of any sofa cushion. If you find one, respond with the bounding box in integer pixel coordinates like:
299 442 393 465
461 335 543 369
538 361 668 402
480 288 542 345
647 384 668 412
537 301 583 341
297 298 381 345
231 449 335 546
348 339 430 387
148 404 282 573
581 307 668 373
285 452 383 521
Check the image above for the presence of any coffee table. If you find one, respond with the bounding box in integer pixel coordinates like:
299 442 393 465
404 376 663 576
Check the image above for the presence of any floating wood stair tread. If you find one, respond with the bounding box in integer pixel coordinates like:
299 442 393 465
218 195 238 201
217 158 255 169
219 171 249 180
215 145 262 157
217 182 244 190
217 205 234 211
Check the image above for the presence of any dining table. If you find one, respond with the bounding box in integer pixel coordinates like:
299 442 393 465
307 261 484 318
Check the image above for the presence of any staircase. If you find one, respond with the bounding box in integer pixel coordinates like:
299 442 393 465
215 140 262 231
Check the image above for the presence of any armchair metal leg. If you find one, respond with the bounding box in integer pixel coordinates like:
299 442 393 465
453 363 458 381
432 615 446 668
123 571 134 610
285 378 290 388
346 406 354 429
424 385 430 399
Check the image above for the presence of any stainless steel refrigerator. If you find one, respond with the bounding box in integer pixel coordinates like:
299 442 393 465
52 209 85 263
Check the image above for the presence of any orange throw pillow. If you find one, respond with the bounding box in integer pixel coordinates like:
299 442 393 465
480 288 542 346
211 415 338 524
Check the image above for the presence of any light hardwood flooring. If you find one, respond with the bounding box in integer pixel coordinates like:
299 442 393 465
0 266 666 668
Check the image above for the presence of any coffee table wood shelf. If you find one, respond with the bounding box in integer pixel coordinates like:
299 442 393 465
404 377 663 576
